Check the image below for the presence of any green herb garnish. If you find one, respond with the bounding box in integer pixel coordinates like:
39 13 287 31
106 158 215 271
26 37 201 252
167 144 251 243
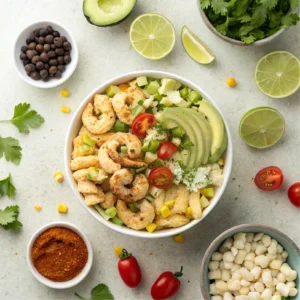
0 136 22 165
0 173 16 198
75 283 114 300
0 205 23 230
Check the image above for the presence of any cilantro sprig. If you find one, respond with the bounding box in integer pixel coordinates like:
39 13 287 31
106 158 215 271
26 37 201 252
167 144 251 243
0 173 16 198
75 283 114 300
0 103 44 134
0 205 23 230
0 136 22 165
200 0 300 44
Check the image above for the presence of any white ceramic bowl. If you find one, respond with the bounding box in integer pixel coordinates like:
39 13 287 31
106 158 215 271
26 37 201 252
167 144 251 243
27 221 93 289
64 70 233 238
14 21 78 88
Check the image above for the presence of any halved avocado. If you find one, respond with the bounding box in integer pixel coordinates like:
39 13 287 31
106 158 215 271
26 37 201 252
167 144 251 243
83 0 136 27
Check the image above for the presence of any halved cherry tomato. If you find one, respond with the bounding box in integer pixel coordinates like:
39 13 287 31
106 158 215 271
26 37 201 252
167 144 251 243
132 113 156 138
118 249 142 288
254 166 283 191
148 167 174 189
151 266 183 300
288 182 300 207
157 142 177 160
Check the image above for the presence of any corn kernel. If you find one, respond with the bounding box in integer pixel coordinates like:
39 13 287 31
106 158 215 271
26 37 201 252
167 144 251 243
226 78 237 88
60 106 71 113
114 246 123 257
57 204 68 213
164 200 175 209
218 158 225 166
54 171 64 183
146 223 157 233
34 205 42 211
200 187 215 198
173 234 185 244
159 205 170 218
60 89 70 98
186 207 192 215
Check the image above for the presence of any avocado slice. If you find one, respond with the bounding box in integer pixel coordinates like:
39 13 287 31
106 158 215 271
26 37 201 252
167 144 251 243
198 99 225 159
208 130 227 163
83 0 136 27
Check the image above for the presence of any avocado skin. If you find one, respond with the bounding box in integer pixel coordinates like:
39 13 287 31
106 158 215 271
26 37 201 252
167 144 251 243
83 0 137 27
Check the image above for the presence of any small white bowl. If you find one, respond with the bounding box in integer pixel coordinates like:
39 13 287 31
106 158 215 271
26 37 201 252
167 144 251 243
64 70 233 239
14 21 78 88
27 221 93 289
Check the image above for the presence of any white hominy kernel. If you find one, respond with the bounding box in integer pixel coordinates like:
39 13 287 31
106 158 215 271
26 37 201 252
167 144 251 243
209 261 220 271
271 239 278 246
234 232 246 242
271 296 281 300
251 242 257 251
249 284 255 292
233 240 245 250
271 269 279 277
245 252 255 262
276 254 282 261
246 233 254 242
241 279 250 287
261 235 272 247
282 251 288 259
289 287 298 297
244 242 251 254
276 282 291 297
231 264 241 273
253 233 264 242
224 251 235 263
220 238 234 253
261 288 273 299
280 263 292 276
231 247 238 257
268 245 277 255
220 261 225 270
240 267 254 281
248 292 261 300
233 291 239 296
254 255 270 268
208 270 222 280
273 278 279 286
251 266 262 280
262 270 273 287
239 286 250 295
270 260 282 270
221 270 231 282
255 245 267 255
235 295 249 300
216 280 228 292
212 252 223 261
266 253 277 261
276 244 283 254
273 291 281 295
244 261 254 271
254 282 265 293
227 279 240 291
210 283 218 295
232 270 242 280
276 272 286 283
211 296 222 300
286 270 297 281
223 292 234 300
234 250 247 264
224 262 234 270
287 281 296 288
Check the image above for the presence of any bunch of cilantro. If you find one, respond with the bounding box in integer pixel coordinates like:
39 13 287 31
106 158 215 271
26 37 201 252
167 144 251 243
200 0 300 44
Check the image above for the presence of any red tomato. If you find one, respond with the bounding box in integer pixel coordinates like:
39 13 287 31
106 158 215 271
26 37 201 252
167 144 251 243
288 182 300 207
148 167 174 189
132 113 156 138
157 142 178 160
254 166 283 191
118 249 142 288
151 267 183 300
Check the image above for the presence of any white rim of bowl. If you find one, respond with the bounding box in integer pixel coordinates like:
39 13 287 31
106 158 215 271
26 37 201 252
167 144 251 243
26 221 93 289
13 20 78 88
64 70 233 238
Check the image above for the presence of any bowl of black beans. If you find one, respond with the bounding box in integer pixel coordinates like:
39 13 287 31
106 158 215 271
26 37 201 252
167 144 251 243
14 21 78 88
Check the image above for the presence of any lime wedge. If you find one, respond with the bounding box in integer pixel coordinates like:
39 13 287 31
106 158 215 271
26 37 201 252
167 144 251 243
129 13 175 60
255 51 300 98
239 107 285 149
181 26 215 64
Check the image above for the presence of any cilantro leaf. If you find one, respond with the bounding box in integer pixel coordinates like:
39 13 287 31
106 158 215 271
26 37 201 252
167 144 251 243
0 205 22 230
180 134 194 150
200 0 211 9
261 0 279 9
251 6 268 27
211 0 228 15
8 103 45 134
239 24 255 36
281 13 300 28
0 136 22 165
289 0 299 10
239 14 252 23
0 173 16 198
75 283 114 300
241 35 257 44
233 0 250 17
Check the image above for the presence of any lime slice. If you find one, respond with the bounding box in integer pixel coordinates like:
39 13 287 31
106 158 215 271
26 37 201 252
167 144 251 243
255 51 300 98
239 107 285 149
181 26 215 64
129 13 175 60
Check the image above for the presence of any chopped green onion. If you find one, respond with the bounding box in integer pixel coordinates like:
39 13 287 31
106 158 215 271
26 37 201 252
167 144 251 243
128 204 139 213
142 141 150 152
94 205 110 220
187 90 201 103
131 105 144 117
112 216 124 226
146 107 153 113
179 87 189 98
79 144 91 153
181 134 194 150
138 100 144 106
157 104 166 111
129 168 136 175
148 140 160 153
86 167 99 181
105 207 117 218
154 93 163 101
120 146 128 154
113 119 130 132
136 167 147 173
145 194 155 203
82 135 96 147
172 126 185 138
106 85 121 97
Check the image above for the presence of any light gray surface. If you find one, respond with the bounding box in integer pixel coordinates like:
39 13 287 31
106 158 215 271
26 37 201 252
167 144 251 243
0 1 299 300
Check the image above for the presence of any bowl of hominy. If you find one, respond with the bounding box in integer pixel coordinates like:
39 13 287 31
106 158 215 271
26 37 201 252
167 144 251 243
200 224 300 300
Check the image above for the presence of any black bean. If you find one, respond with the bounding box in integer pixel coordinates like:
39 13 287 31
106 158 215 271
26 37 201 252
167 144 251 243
34 29 41 37
63 42 72 51
26 50 38 60
42 76 49 82
55 48 64 56
54 37 63 47
28 42 36 50
44 63 50 71
40 52 49 62
38 37 45 45
26 38 31 45
36 61 44 70
53 31 60 37
20 53 27 60
48 51 56 58
35 37 39 43
21 46 27 53
64 55 71 64
47 25 53 33
25 64 35 73
49 66 57 75
29 34 36 42
60 36 67 43
32 55 41 64
49 59 58 66
43 44 51 52
40 69 48 78
54 71 62 79
51 44 56 50
30 71 41 80
23 59 30 66
45 35 54 44
57 65 65 72
39 28 48 37
57 56 64 65
36 44 44 52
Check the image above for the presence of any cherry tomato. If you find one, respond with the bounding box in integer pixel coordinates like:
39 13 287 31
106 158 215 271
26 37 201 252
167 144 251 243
148 167 174 189
131 113 156 138
288 182 300 207
118 249 142 288
157 142 178 160
254 166 283 191
151 266 183 300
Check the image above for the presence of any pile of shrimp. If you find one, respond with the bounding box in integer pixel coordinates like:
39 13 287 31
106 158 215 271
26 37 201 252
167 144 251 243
70 80 204 231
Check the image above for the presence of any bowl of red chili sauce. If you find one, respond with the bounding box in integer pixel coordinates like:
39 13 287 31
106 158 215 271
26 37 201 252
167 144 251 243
27 221 93 288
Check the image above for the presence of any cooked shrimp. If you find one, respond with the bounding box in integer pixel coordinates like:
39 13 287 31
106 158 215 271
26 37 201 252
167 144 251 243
111 92 136 125
77 180 98 194
170 184 189 215
72 136 97 159
82 95 116 134
72 168 108 184
153 190 166 214
189 190 202 219
116 199 155 230
101 177 111 192
100 191 117 209
98 142 121 174
79 126 115 147
155 215 190 229
84 187 105 206
110 169 149 202
70 156 100 171
127 86 146 108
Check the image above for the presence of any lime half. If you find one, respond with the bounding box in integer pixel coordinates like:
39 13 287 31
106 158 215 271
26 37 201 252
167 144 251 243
129 13 175 60
181 26 215 64
239 107 285 149
255 51 300 98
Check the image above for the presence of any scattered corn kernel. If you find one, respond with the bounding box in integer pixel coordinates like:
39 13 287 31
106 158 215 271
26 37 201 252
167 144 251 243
226 78 237 88
218 158 225 166
159 205 170 218
60 106 71 113
186 207 193 215
146 223 157 233
173 234 185 244
53 171 64 183
114 246 123 257
164 200 175 209
119 83 130 92
200 187 215 198
34 205 42 211
57 204 68 213
60 89 70 98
